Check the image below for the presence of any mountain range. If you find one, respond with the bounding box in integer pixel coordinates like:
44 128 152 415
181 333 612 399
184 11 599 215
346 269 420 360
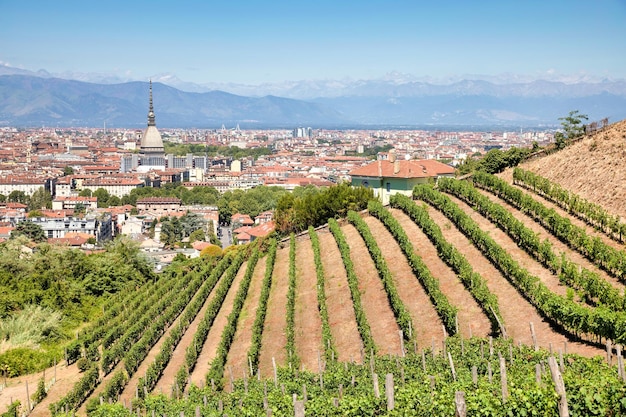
1 64 626 129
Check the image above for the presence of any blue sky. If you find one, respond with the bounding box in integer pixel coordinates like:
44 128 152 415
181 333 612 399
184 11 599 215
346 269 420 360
1 0 625 84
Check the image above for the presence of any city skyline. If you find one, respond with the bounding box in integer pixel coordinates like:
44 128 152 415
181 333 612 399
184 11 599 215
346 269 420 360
2 0 626 85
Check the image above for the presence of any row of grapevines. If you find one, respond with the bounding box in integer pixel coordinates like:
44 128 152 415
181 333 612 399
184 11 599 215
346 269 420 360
439 177 626 311
308 226 337 362
94 336 626 416
365 201 457 335
247 238 277 374
473 171 626 281
76 279 159 360
328 218 376 356
173 250 246 391
389 194 504 334
513 167 626 242
346 210 415 341
414 184 626 344
49 365 100 415
285 233 300 371
136 255 233 398
51 270 196 414
96 262 215 406
65 279 163 365
206 244 261 389
101 269 193 374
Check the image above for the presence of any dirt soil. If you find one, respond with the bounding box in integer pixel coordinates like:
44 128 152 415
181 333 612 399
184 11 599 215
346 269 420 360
476 187 626 293
447 194 569 299
421 200 603 358
381 210 492 340
224 256 267 384
2 361 79 417
188 261 247 388
341 223 400 356
293 238 324 371
506 119 626 221
317 229 362 362
152 272 226 394
257 247 289 377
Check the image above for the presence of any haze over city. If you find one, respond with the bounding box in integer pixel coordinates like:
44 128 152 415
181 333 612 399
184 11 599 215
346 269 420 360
2 0 626 86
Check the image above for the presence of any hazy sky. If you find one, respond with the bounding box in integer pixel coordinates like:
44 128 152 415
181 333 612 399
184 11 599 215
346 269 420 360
1 0 625 84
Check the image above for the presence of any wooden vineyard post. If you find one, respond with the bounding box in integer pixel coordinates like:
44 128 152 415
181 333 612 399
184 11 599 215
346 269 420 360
294 399 305 417
385 373 394 411
272 357 278 387
529 322 538 351
26 381 31 411
536 363 542 385
372 373 380 398
399 330 405 357
548 356 569 417
448 352 457 382
499 355 508 404
455 391 466 417
471 366 478 387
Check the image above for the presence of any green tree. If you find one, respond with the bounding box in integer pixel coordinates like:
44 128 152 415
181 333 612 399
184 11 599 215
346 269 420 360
93 188 111 208
11 221 46 242
559 110 588 139
78 189 92 197
63 166 74 176
7 191 28 205
28 187 52 211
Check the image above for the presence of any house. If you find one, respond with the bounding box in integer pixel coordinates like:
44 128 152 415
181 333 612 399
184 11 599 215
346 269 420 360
230 213 254 230
349 151 455 205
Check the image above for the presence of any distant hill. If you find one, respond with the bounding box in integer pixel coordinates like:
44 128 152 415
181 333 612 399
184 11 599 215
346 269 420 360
0 75 347 128
1 72 626 128
502 118 626 219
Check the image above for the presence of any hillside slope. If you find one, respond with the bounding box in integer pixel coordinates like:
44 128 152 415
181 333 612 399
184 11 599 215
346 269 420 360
502 118 626 220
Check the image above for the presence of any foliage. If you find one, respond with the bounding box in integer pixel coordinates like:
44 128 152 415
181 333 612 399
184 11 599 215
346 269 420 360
1 400 21 417
366 201 458 335
275 182 374 234
200 244 223 258
247 238 277 372
285 234 300 370
416 181 626 344
32 376 47 404
0 305 63 350
389 194 503 335
347 210 415 342
328 218 375 355
0 347 53 377
308 227 337 362
513 167 626 242
217 186 287 224
11 220 46 242
163 142 272 159
28 187 52 211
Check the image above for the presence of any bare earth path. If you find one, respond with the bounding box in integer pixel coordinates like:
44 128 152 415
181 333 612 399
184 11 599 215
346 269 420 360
224 256 267 381
258 246 289 377
382 210 492 340
446 193 569 299
189 261 247 387
293 237 324 370
360 214 446 348
422 200 603 358
3 362 79 417
341 223 400 356
317 229 362 362
152 272 227 394
476 187 626 293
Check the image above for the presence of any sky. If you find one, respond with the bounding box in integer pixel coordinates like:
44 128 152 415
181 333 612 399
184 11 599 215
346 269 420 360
1 0 625 85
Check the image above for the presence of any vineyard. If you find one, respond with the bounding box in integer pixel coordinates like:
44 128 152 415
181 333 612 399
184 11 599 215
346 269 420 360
4 169 626 416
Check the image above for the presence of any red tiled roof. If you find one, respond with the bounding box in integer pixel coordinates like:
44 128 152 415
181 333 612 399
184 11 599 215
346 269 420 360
349 159 455 178
247 221 275 237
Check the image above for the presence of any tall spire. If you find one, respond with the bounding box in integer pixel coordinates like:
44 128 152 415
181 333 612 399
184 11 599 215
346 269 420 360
147 80 156 126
